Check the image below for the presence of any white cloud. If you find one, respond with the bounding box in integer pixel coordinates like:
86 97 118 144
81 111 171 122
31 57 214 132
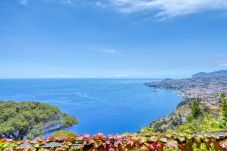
84 43 118 54
17 0 227 18
98 48 117 54
19 0 29 5
220 63 227 67
109 0 227 17
100 49 117 54
47 74 73 78
102 74 128 78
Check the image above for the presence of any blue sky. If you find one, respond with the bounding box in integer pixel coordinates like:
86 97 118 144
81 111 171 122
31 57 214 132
0 0 227 78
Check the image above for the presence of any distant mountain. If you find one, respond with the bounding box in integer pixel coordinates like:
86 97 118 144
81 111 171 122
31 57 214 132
192 70 227 78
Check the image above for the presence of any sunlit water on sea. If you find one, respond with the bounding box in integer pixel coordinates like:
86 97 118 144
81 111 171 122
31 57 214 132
0 79 181 135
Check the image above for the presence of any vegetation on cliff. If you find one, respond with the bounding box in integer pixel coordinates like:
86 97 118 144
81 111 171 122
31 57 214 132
148 93 227 134
146 70 227 133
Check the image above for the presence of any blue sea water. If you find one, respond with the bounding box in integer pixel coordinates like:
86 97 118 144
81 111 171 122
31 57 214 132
0 79 181 135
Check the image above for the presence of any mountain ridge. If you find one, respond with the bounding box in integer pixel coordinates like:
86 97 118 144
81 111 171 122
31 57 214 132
192 70 227 78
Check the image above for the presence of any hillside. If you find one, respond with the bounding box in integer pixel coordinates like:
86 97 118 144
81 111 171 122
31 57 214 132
145 70 227 131
192 70 227 78
145 70 227 107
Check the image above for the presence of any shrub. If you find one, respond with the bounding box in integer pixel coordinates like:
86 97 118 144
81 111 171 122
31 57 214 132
53 131 77 137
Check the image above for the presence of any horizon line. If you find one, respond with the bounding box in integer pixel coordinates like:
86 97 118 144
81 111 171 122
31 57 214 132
0 76 187 80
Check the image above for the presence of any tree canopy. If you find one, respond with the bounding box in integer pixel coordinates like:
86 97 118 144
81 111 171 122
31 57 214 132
0 101 78 140
218 93 227 128
190 99 202 119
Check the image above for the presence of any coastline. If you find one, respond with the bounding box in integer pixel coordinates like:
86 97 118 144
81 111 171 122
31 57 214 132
144 76 227 131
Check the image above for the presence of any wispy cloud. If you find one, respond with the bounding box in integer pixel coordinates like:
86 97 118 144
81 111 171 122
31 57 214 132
220 63 227 67
83 43 118 54
19 0 29 5
109 0 227 17
99 48 117 54
91 46 118 54
60 0 227 18
17 0 227 18
47 74 73 78
102 74 128 78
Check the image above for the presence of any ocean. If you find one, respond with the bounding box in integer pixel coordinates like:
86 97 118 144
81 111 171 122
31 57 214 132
0 79 181 135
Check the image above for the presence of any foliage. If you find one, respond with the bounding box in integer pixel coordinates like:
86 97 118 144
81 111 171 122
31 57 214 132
191 99 202 119
0 101 78 140
53 131 77 137
186 99 202 122
174 95 226 134
0 132 226 151
218 93 227 129
177 114 222 134
149 114 183 132
0 139 17 151
0 142 17 151
199 114 221 132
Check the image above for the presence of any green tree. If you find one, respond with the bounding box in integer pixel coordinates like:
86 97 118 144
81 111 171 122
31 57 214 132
0 101 78 140
190 99 202 119
218 93 227 128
